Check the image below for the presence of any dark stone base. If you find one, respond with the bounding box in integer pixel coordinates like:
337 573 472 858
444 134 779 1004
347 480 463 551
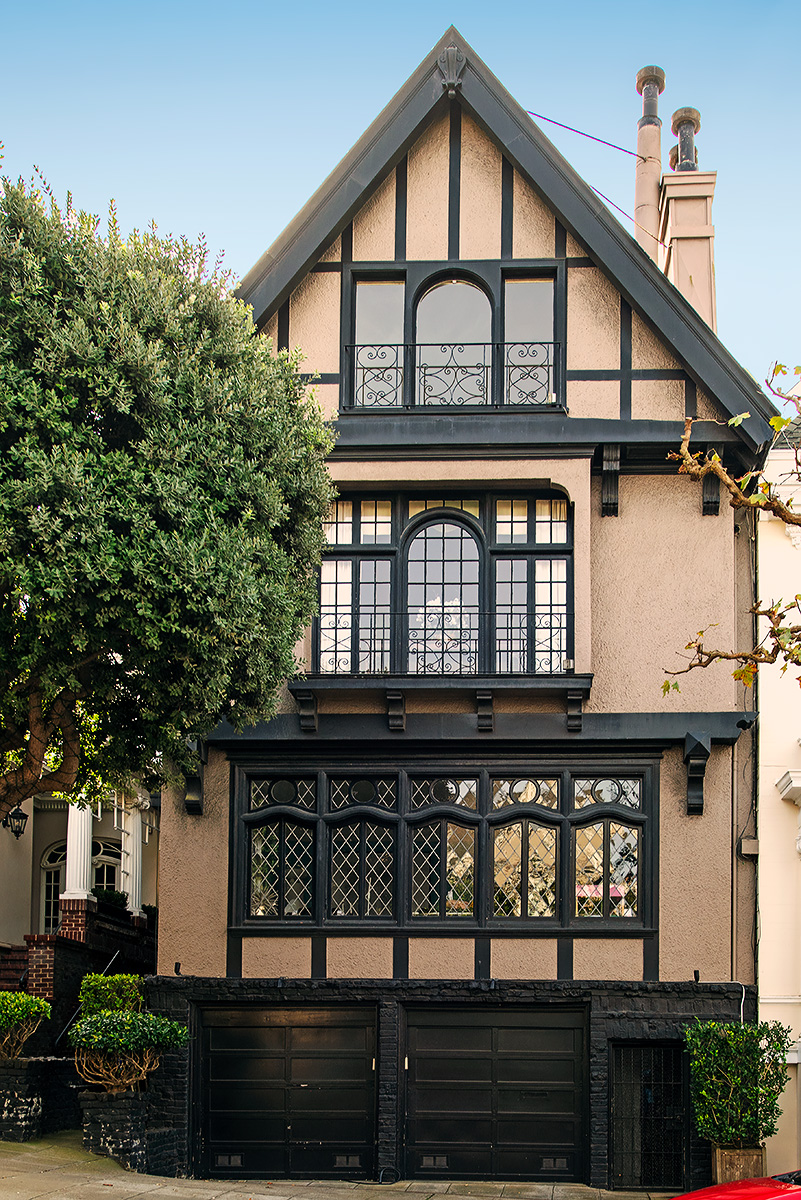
144 976 756 1187
79 1088 183 1175
0 1057 81 1141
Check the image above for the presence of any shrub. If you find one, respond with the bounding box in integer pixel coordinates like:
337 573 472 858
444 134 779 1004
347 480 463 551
0 992 51 1059
78 973 142 1016
685 1020 793 1147
68 1010 189 1091
91 887 129 909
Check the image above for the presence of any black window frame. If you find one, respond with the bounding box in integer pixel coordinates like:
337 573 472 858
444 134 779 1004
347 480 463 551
342 259 567 412
234 758 656 935
314 490 574 678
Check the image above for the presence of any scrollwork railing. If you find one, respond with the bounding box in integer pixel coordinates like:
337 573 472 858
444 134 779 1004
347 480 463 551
348 343 558 408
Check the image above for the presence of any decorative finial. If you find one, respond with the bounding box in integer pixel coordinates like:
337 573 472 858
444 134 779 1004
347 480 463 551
438 45 466 97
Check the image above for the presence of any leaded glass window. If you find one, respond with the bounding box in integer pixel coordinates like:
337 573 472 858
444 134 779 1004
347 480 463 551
410 777 478 810
330 821 395 918
251 778 317 811
493 821 557 917
411 821 475 918
492 777 559 810
574 778 641 810
574 819 639 919
250 822 314 918
329 778 397 810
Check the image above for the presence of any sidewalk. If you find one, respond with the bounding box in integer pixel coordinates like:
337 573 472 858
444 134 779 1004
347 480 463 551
0 1132 679 1200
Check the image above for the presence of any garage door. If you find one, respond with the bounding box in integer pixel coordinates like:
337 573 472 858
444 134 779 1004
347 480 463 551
405 1007 586 1180
200 1007 376 1179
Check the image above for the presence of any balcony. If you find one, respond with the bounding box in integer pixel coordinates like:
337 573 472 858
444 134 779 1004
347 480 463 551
348 342 560 409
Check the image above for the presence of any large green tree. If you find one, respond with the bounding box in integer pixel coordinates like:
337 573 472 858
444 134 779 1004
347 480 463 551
0 180 334 817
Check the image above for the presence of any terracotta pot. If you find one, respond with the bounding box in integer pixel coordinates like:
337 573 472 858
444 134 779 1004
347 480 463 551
713 1146 767 1183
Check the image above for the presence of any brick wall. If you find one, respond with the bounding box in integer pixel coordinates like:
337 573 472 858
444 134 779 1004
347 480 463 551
0 1058 81 1141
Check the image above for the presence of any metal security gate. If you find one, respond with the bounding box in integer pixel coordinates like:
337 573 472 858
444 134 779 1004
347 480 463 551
610 1043 688 1189
405 1007 586 1180
200 1007 376 1179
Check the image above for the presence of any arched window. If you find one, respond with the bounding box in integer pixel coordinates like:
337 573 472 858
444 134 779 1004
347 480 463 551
40 838 122 933
407 520 480 674
416 280 492 405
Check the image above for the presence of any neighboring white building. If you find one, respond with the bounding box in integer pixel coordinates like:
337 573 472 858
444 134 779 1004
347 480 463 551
758 413 801 1172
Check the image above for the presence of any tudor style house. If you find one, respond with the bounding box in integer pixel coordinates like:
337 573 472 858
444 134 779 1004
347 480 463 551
149 30 777 1189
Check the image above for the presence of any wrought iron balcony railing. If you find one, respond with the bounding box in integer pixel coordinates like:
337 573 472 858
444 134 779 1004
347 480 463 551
348 343 559 409
316 607 572 677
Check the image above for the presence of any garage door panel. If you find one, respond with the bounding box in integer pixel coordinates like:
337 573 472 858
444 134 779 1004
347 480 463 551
202 1007 375 1180
496 1058 577 1084
210 1055 285 1082
405 1008 585 1181
413 1057 493 1083
210 1027 286 1051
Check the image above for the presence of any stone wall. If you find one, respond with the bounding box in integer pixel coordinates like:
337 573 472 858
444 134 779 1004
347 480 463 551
0 1058 81 1141
145 975 755 1186
80 1073 187 1176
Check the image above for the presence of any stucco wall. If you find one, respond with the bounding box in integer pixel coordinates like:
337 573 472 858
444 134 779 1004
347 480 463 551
631 312 682 372
353 172 395 262
659 745 732 982
409 937 473 979
567 380 620 421
327 936 393 979
156 750 229 977
288 271 339 374
566 268 620 372
0 809 34 945
491 938 557 980
241 937 311 979
588 474 737 713
573 938 643 982
512 171 554 258
406 116 449 260
459 114 501 260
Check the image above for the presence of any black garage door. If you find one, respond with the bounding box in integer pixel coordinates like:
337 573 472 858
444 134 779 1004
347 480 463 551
405 1007 586 1180
200 1007 376 1179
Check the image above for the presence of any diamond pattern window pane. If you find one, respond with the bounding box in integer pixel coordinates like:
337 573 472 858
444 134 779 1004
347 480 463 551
446 825 474 916
251 778 316 811
574 778 641 810
528 825 557 916
575 823 604 917
494 823 523 916
251 825 280 917
331 824 360 916
365 825 395 916
610 822 638 917
283 824 314 917
412 824 441 916
492 777 559 810
411 778 478 810
330 778 397 810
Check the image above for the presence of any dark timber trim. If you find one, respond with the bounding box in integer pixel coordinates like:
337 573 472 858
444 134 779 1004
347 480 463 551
620 300 632 421
311 935 327 979
643 933 659 981
501 157 513 259
475 936 491 980
557 938 573 980
602 445 621 517
395 157 407 261
555 219 567 260
702 471 721 516
448 104 461 261
277 301 289 352
393 935 409 979
685 377 698 419
235 26 775 453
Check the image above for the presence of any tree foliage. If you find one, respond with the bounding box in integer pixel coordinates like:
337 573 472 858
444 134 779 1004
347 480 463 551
667 365 801 690
685 1019 792 1148
0 179 334 817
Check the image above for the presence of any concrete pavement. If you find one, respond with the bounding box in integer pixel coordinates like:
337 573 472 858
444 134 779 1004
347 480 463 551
0 1132 680 1200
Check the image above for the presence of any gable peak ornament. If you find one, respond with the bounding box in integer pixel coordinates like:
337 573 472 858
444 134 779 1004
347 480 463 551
438 45 466 97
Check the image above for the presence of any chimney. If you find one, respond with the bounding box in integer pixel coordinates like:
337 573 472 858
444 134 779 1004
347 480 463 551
634 66 666 262
658 105 718 330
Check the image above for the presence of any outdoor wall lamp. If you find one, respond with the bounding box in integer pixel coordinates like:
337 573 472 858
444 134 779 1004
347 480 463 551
2 806 29 839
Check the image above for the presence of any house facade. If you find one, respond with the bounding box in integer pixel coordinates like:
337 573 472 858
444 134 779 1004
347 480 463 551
150 30 776 1188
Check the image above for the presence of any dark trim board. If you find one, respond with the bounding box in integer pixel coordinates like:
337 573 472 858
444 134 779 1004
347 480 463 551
236 27 774 453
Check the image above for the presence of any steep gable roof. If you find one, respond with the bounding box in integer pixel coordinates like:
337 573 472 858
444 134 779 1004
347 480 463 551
238 26 775 455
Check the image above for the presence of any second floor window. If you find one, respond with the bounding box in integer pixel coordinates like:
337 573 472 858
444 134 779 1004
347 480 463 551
351 273 557 409
316 493 571 677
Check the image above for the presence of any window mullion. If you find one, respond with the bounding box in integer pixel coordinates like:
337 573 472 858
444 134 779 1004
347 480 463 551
603 819 611 921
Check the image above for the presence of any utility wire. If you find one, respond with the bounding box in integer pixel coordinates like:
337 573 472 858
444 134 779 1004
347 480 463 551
525 110 645 162
524 108 666 248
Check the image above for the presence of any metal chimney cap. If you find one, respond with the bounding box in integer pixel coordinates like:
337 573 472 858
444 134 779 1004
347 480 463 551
636 65 666 94
671 107 701 135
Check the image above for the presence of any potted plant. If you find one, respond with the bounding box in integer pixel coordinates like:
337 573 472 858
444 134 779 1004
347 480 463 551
0 992 51 1060
67 973 188 1092
685 1019 793 1182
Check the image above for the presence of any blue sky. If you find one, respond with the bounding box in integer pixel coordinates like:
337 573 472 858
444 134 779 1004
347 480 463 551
3 0 798 392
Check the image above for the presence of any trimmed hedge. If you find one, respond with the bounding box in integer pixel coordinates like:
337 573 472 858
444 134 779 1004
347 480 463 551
68 1011 188 1054
78 973 142 1016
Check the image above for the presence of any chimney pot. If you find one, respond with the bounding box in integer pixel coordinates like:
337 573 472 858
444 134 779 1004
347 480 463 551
671 106 701 172
634 65 666 261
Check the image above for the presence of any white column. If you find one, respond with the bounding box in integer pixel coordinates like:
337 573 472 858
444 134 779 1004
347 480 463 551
61 803 93 899
122 805 144 916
